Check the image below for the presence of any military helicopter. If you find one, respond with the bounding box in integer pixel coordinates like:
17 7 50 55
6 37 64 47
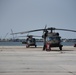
20 35 41 48
22 35 36 48
11 27 76 51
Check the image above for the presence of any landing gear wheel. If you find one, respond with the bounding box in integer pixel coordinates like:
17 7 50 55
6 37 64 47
43 45 46 51
35 45 37 48
59 46 62 50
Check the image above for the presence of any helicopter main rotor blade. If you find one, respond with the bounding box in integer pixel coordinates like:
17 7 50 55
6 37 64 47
55 28 76 32
47 27 76 32
11 29 44 35
18 35 42 37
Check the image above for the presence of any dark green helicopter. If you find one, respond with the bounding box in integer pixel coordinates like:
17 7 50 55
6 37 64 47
17 34 41 48
21 35 40 48
11 27 76 51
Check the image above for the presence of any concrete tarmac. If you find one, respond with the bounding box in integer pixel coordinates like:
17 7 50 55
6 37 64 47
0 46 76 75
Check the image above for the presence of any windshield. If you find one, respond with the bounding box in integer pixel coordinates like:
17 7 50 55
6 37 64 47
46 37 60 41
27 38 35 44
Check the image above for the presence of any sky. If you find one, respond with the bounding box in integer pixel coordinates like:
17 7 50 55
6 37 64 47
0 0 76 39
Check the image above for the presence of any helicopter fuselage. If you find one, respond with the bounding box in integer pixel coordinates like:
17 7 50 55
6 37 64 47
22 37 37 48
43 32 63 50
